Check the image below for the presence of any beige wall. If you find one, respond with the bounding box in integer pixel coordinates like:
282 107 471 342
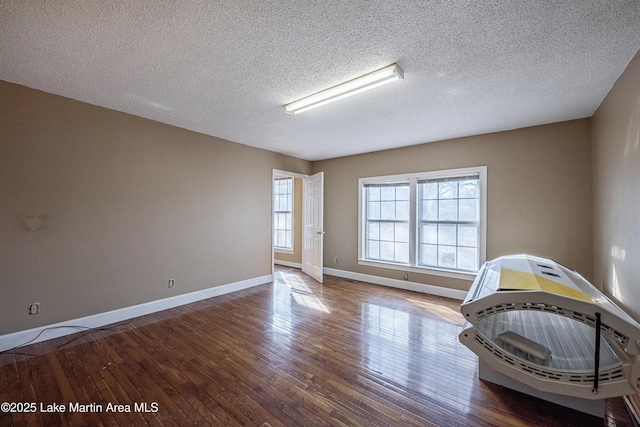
274 177 303 265
592 50 640 321
312 120 593 292
0 81 311 335
7 60 627 335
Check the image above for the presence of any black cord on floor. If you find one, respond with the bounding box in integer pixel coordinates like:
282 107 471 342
0 318 135 356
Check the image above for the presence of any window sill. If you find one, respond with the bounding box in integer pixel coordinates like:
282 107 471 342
274 248 295 255
357 259 477 281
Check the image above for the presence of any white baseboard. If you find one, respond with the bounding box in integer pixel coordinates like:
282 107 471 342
323 267 467 300
0 274 272 352
274 260 302 269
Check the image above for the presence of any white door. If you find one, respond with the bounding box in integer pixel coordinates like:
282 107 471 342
302 172 324 283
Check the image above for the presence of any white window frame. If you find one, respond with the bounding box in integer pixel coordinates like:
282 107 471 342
273 175 294 253
358 166 487 280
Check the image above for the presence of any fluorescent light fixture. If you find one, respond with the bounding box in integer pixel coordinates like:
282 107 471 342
284 63 404 115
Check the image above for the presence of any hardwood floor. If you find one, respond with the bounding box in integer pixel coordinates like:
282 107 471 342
0 266 634 426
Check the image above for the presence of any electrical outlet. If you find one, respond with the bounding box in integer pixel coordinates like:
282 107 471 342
168 279 175 288
335 257 338 263
29 303 40 315
404 273 408 281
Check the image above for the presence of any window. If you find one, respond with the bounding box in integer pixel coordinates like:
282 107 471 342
364 182 410 263
359 167 486 278
273 177 293 251
418 175 480 271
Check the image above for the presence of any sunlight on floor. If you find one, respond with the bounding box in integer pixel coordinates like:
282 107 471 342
277 271 331 313
406 298 465 326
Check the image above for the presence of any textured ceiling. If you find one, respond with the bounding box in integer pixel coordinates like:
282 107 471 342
1 1 639 161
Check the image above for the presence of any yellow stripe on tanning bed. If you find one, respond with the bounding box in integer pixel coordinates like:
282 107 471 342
498 268 592 302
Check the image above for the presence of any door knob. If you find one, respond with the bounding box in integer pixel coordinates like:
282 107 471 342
316 231 325 235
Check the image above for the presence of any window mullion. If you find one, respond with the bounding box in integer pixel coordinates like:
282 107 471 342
409 177 417 267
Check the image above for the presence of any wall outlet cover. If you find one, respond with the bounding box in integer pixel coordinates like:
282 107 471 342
29 303 40 315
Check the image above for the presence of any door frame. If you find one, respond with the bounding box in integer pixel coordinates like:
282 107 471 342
271 169 309 278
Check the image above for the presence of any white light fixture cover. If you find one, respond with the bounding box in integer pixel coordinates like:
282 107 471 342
284 63 404 115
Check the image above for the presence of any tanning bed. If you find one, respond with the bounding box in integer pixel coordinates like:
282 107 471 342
459 255 640 416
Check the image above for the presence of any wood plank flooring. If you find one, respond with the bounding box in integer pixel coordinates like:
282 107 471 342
0 266 635 426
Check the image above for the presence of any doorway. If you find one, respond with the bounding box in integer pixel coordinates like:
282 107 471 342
272 170 324 283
